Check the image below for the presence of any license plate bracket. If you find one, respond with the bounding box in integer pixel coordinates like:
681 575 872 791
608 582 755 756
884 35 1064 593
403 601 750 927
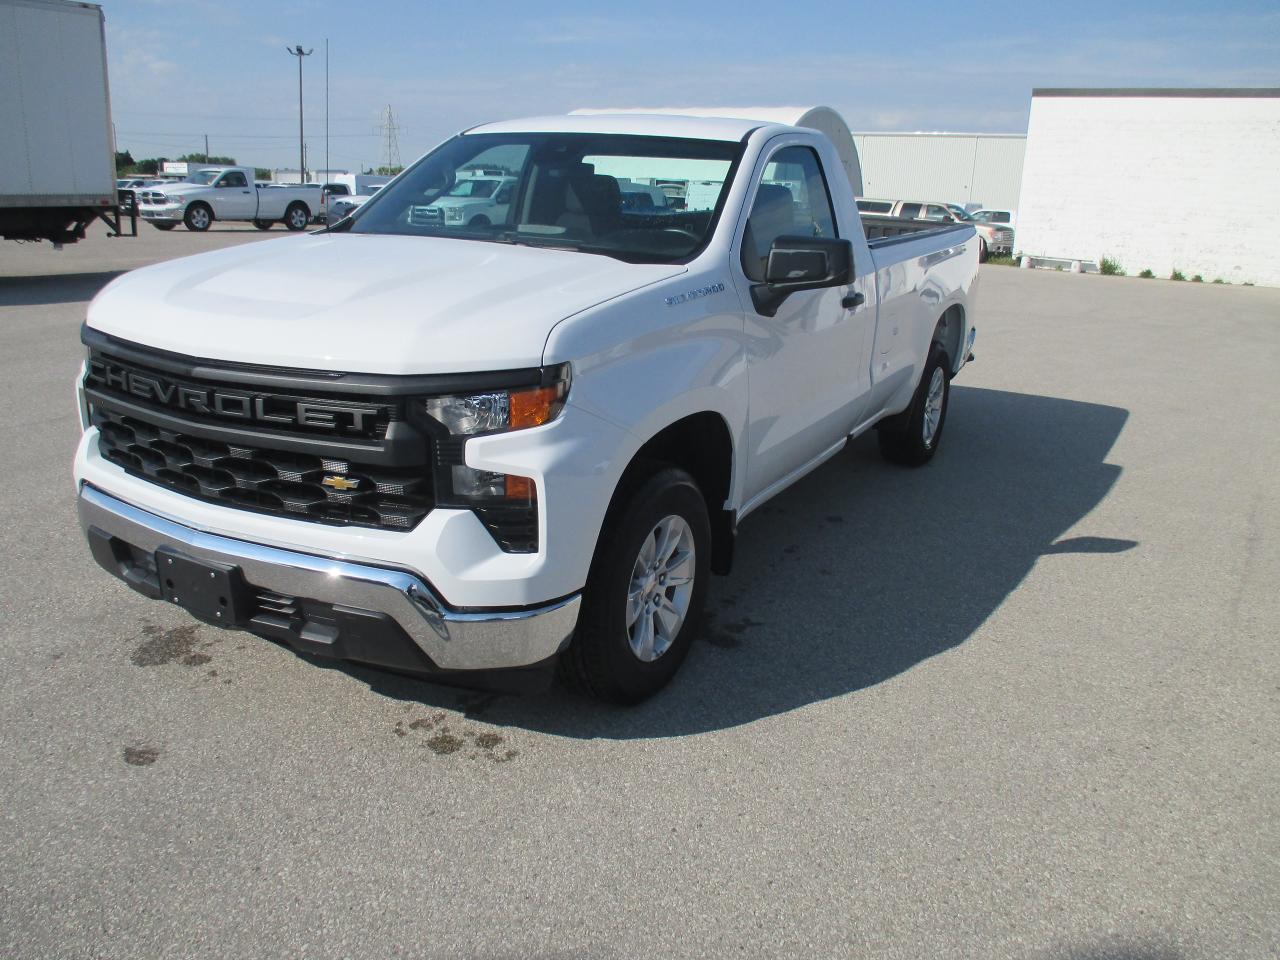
154 548 248 626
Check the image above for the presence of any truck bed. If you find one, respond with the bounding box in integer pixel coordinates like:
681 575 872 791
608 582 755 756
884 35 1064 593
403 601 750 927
861 216 971 248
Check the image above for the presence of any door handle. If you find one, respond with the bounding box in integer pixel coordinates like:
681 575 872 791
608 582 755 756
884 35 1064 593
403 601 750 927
842 292 865 310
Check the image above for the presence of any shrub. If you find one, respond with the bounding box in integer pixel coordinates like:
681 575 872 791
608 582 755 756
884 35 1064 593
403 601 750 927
1139 268 1155 279
1099 257 1125 276
1170 269 1186 281
1213 277 1227 284
1191 274 1203 283
985 254 1017 266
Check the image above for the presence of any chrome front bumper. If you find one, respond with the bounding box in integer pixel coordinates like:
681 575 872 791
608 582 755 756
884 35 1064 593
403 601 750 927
77 485 580 672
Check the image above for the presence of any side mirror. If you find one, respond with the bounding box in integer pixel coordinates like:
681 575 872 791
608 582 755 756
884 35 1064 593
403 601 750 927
751 236 855 317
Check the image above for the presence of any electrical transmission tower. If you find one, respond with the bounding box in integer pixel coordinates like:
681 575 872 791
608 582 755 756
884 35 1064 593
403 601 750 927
375 105 401 171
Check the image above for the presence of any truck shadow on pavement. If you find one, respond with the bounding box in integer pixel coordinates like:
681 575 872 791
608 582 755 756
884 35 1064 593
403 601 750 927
341 385 1135 738
0 271 124 307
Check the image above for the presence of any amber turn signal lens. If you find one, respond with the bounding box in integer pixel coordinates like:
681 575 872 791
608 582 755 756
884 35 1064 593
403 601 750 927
510 385 564 429
504 474 536 502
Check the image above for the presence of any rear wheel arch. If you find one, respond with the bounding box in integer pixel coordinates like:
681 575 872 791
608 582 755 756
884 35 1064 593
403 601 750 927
932 305 964 373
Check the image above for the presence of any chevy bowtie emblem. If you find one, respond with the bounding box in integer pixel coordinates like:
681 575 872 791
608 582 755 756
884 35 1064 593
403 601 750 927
322 475 360 491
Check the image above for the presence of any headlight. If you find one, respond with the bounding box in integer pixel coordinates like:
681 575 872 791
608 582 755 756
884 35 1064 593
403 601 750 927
422 365 570 437
419 365 570 554
169 195 184 204
444 207 463 223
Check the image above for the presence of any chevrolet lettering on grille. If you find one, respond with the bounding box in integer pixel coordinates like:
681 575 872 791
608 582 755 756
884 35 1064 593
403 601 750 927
85 357 382 435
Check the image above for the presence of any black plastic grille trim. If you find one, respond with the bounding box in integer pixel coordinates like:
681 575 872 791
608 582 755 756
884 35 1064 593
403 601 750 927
93 407 432 531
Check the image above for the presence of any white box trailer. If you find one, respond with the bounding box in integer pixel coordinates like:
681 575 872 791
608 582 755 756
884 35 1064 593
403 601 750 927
0 0 133 244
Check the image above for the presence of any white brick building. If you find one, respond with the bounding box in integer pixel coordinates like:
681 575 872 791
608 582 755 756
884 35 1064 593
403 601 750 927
1016 88 1280 286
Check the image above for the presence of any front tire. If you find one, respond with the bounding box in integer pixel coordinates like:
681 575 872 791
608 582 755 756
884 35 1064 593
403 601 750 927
877 343 951 467
978 237 989 263
468 214 491 227
563 466 711 704
252 219 273 231
150 222 177 231
183 203 212 232
284 203 310 231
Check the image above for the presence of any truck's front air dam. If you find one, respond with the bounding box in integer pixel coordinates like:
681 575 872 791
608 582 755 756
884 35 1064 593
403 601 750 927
77 485 580 674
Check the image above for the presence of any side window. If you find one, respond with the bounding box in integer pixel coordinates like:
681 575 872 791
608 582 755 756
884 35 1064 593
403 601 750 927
924 204 950 221
898 202 923 219
740 146 837 282
222 171 247 188
495 183 513 204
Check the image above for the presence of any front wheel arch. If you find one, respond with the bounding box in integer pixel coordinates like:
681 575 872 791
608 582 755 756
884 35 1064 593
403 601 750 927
606 411 736 575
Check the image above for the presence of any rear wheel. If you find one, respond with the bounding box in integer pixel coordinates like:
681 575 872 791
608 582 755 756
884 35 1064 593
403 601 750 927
252 219 273 231
150 222 177 231
562 466 710 703
978 237 988 263
284 203 310 231
183 203 212 232
877 343 951 467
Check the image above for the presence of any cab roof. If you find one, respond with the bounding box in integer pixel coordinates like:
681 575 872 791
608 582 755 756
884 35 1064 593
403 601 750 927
464 113 767 142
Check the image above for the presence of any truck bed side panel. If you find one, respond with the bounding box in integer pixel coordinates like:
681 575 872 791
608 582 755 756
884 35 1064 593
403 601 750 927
864 225 977 416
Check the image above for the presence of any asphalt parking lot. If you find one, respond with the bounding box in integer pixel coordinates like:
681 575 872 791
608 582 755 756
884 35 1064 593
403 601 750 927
1 224 1277 959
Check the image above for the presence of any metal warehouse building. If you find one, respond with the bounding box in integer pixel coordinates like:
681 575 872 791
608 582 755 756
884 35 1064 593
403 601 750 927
1016 88 1280 286
852 132 1027 211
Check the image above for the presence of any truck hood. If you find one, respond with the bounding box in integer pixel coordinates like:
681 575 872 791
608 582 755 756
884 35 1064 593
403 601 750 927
86 233 685 374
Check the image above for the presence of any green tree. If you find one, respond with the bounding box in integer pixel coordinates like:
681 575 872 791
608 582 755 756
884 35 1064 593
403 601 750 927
374 165 404 176
133 157 166 175
114 150 135 171
255 168 272 181
177 152 237 165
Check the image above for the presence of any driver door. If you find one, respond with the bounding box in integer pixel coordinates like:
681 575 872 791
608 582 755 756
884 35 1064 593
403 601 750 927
211 171 255 218
733 140 873 506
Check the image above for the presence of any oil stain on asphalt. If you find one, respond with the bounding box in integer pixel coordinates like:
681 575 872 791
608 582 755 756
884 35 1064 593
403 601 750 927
123 745 160 766
394 712 518 763
702 609 763 648
130 622 225 677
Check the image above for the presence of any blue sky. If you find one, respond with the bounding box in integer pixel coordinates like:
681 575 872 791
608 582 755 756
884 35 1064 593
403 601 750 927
103 0 1280 172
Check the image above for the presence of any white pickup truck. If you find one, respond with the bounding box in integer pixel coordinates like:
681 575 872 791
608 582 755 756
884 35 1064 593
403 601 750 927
136 167 316 232
74 111 978 703
409 171 517 228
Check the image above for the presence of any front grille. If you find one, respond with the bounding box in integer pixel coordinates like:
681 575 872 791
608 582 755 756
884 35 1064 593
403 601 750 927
93 407 432 530
409 205 442 225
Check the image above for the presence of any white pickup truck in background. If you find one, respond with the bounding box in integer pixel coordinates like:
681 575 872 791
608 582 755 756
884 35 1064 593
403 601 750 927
409 170 517 227
75 108 977 703
859 198 1014 261
137 167 318 232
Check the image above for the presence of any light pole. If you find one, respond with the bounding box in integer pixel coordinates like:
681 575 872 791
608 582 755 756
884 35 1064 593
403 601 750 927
286 44 313 181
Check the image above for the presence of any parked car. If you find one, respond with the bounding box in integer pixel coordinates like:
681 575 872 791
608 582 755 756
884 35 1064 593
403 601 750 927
855 198 895 214
326 184 385 222
116 178 160 215
861 199 1014 261
74 109 979 703
135 167 317 231
971 208 1016 228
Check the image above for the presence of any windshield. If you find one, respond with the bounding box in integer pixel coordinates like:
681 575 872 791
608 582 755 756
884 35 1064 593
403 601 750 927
342 132 743 263
183 170 221 185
